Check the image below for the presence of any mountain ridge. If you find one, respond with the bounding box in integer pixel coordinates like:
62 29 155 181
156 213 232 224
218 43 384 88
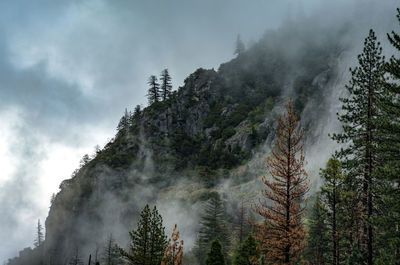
7 19 348 265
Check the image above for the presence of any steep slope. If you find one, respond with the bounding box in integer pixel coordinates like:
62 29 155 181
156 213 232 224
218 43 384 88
8 20 351 265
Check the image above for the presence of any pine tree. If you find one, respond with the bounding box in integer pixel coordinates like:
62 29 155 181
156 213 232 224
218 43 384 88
79 154 90 167
305 195 329 265
233 198 252 246
233 234 259 265
120 205 167 265
132 105 141 120
147 75 161 105
117 108 131 133
195 194 230 265
33 219 44 248
331 29 386 265
254 100 308 265
149 206 168 265
161 224 184 265
206 240 226 265
234 34 245 56
160 69 172 101
320 158 344 265
373 8 400 263
102 234 122 265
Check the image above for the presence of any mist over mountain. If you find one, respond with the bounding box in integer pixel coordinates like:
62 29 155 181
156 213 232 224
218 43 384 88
2 1 400 265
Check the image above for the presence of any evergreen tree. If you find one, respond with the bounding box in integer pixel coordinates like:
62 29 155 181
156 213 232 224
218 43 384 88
120 205 167 265
147 75 161 105
331 29 386 265
160 69 172 101
79 154 90 167
374 8 400 263
206 240 226 265
254 100 308 265
117 108 131 133
195 194 230 265
233 234 259 265
102 234 122 265
132 105 142 121
33 219 44 248
233 199 252 245
234 34 245 56
161 224 184 265
320 158 344 265
305 195 329 265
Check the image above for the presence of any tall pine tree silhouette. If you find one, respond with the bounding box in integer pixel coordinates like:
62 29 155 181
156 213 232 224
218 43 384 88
160 69 172 101
34 219 44 247
195 194 230 265
120 205 167 265
147 75 161 105
373 8 400 262
332 29 385 265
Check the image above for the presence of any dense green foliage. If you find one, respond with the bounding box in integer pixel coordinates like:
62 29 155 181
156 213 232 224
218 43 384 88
306 14 400 264
120 205 167 265
373 8 400 264
195 194 230 265
331 29 385 265
232 234 259 265
206 240 226 265
305 195 329 265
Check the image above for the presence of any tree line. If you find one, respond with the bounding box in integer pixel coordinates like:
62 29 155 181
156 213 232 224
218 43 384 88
305 10 400 264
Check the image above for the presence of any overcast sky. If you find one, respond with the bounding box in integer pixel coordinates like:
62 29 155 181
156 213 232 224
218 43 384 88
0 0 398 262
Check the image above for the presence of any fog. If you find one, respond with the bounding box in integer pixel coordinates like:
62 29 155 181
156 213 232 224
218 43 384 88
0 0 399 263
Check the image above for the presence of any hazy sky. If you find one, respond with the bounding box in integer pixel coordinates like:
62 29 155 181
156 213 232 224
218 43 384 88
0 0 398 262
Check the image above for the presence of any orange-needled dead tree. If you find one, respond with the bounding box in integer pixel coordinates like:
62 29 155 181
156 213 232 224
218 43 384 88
161 224 184 265
254 100 309 265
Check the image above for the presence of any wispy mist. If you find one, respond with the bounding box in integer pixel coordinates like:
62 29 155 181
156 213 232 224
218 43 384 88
0 0 399 263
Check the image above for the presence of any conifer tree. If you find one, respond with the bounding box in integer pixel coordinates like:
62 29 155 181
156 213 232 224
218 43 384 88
34 219 44 248
331 29 386 265
102 234 122 265
195 194 230 265
206 240 226 265
117 108 131 132
147 75 161 105
233 234 259 265
234 34 245 56
305 195 329 265
161 224 184 265
233 199 252 245
254 100 308 265
132 105 141 120
160 69 172 101
373 8 400 262
120 205 167 265
320 158 344 265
